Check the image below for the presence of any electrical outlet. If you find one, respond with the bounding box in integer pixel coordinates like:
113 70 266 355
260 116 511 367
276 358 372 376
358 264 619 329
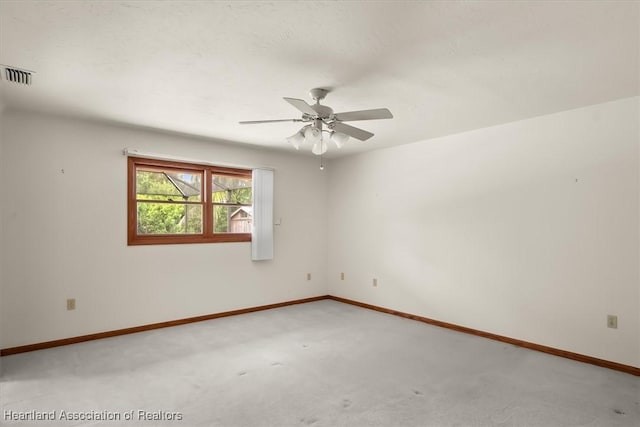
607 315 618 329
306 273 311 281
340 272 344 280
373 278 378 287
66 298 76 311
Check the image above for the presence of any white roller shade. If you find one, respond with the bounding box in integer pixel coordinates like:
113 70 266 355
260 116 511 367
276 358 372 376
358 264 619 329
252 169 274 260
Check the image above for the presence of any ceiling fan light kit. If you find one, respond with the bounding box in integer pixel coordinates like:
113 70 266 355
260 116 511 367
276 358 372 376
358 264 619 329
311 140 328 156
330 131 349 149
304 123 322 144
286 127 306 150
240 88 393 156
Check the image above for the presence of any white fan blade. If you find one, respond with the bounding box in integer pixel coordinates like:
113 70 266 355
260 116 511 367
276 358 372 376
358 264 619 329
239 119 301 124
334 108 393 121
332 122 374 141
283 97 317 116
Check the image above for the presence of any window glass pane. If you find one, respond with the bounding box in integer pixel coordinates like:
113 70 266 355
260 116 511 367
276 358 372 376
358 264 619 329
213 205 252 233
136 170 201 202
137 203 202 234
212 175 252 204
129 157 254 244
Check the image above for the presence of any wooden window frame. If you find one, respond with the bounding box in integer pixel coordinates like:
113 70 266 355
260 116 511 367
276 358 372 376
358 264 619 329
127 157 252 245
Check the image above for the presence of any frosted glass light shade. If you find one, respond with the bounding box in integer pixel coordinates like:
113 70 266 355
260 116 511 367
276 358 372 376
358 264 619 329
286 127 306 150
304 126 322 144
330 131 349 148
312 140 328 155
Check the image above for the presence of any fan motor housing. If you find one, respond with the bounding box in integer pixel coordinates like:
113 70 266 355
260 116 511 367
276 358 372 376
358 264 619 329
310 104 333 118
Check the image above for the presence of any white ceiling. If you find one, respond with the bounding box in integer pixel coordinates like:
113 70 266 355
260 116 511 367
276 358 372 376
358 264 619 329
0 1 638 158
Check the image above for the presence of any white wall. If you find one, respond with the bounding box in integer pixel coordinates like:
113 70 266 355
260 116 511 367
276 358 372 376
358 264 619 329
327 97 640 368
2 98 638 369
0 111 328 348
0 100 4 371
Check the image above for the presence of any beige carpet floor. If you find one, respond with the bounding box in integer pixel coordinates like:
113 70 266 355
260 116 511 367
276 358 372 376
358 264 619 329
1 299 638 426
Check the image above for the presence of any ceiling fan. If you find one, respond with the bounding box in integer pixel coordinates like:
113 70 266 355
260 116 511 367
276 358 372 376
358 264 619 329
239 88 393 155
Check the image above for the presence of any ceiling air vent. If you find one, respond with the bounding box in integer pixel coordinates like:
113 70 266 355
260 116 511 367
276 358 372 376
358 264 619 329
1 65 33 85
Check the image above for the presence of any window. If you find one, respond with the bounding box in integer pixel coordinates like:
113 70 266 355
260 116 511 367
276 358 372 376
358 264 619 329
128 157 252 245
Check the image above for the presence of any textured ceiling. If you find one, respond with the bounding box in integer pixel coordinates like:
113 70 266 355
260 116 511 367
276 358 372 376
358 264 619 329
0 1 638 157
